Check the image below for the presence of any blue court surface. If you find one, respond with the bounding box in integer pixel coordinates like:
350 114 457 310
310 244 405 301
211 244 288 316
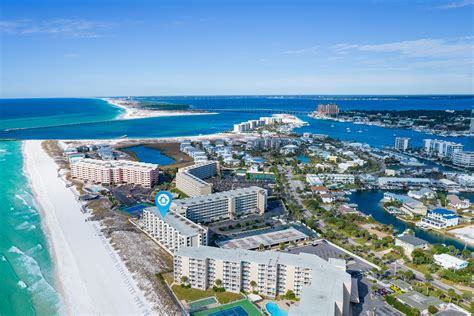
208 306 248 316
120 203 152 216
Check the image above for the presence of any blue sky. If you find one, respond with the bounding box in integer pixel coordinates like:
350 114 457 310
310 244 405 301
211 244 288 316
1 0 473 97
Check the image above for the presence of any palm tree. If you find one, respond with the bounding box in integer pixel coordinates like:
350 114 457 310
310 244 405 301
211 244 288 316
181 276 188 285
215 279 223 287
250 280 257 292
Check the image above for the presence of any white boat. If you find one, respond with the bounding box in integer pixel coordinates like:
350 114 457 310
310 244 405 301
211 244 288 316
346 128 351 132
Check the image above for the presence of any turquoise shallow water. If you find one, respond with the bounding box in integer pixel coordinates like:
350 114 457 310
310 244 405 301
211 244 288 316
0 141 62 315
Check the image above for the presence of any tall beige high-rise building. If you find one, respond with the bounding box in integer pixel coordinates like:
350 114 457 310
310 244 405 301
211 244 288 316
316 103 340 117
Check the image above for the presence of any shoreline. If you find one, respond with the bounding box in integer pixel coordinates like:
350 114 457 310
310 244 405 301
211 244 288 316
102 97 217 120
308 114 471 138
21 141 67 315
23 140 153 314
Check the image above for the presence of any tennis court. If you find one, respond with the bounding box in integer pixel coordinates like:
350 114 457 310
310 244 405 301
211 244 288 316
189 297 218 312
192 299 262 316
120 203 153 217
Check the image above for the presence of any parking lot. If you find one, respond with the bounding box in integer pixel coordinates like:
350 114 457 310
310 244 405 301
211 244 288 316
287 242 373 274
110 184 153 206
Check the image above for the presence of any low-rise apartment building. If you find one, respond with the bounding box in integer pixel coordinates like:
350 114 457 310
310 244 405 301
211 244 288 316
175 161 217 197
71 158 159 187
421 208 459 229
320 173 355 185
174 246 352 316
140 208 208 254
171 186 267 223
378 177 432 189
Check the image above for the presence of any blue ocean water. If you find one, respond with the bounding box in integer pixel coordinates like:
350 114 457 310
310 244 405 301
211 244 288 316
0 141 62 315
1 96 473 151
0 98 122 131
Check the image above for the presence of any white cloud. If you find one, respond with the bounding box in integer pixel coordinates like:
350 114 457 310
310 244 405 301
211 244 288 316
0 19 115 38
333 37 473 59
283 45 319 55
438 0 474 9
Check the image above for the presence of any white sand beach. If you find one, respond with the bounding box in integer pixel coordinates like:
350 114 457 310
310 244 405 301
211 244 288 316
24 140 153 315
102 97 215 120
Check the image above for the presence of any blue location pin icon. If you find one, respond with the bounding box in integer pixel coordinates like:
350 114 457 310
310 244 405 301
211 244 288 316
155 191 173 217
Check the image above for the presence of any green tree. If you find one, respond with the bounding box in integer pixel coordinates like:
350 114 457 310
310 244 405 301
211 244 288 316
424 273 433 282
428 305 438 314
250 280 257 291
285 290 296 300
215 279 223 287
180 276 188 285
412 249 432 265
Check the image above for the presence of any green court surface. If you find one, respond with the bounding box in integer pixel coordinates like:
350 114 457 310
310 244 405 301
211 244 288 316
189 297 218 312
192 299 262 316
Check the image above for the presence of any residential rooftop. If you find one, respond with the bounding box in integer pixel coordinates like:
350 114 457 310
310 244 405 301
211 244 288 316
396 235 428 247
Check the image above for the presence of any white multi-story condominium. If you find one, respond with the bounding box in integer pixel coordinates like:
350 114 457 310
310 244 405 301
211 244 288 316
394 137 410 151
456 174 474 187
71 158 159 187
233 116 282 134
171 186 267 223
452 151 474 168
423 139 464 160
139 208 207 254
319 173 355 184
175 161 217 197
378 177 432 188
174 246 352 316
248 137 288 150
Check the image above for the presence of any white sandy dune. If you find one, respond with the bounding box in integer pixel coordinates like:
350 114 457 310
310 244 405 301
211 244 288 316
24 140 152 315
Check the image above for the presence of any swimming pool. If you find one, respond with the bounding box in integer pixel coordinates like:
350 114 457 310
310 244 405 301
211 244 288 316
265 302 288 316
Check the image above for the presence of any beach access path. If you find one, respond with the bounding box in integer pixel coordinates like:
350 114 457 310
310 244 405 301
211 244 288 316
24 140 152 315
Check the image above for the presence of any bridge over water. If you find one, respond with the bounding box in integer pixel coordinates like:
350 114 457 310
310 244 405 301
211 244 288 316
207 108 312 115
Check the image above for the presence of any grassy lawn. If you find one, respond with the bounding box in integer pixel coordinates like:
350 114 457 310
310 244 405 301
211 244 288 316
192 299 262 316
162 272 174 285
171 285 243 304
406 263 430 275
